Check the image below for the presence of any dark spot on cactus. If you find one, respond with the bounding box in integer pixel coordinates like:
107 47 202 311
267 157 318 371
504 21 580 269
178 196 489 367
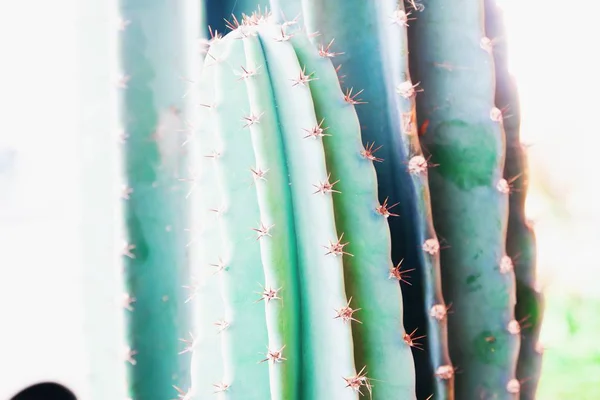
427 120 498 190
472 330 508 365
465 273 483 292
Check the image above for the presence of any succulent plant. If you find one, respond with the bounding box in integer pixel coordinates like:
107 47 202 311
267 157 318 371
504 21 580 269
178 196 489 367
187 14 417 400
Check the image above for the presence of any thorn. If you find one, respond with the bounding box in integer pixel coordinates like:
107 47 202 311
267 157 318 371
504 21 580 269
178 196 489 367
313 173 340 195
242 111 265 128
343 366 373 397
224 14 242 31
480 36 494 53
251 167 269 181
435 365 455 380
422 238 440 255
178 332 196 355
324 233 353 257
172 385 192 400
253 222 274 240
318 39 344 58
499 255 514 274
255 284 282 304
291 66 317 87
214 319 230 333
407 155 438 174
361 142 383 162
116 74 130 89
121 242 136 259
213 382 230 393
121 184 133 200
274 26 293 42
117 128 129 143
182 278 200 303
204 149 221 159
507 319 521 335
429 304 451 321
375 197 400 218
343 88 366 105
303 119 330 139
403 327 426 350
259 345 287 364
390 8 415 26
490 107 503 122
117 18 131 31
396 80 422 99
237 65 261 80
388 260 414 285
124 347 137 365
210 258 227 274
123 293 136 311
506 378 521 394
334 297 362 324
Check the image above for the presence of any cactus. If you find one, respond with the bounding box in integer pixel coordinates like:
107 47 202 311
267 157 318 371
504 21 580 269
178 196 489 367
188 14 416 399
484 2 544 398
117 0 197 397
408 0 520 398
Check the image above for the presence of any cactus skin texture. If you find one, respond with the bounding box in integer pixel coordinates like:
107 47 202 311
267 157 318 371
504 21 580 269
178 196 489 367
189 14 416 399
118 0 194 397
484 2 544 398
272 1 453 398
408 0 521 399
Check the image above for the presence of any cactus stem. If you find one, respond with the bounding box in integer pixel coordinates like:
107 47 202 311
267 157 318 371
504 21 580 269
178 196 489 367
375 197 400 218
360 142 383 162
303 119 330 140
342 366 372 397
403 328 426 351
291 66 317 87
343 87 366 105
334 297 362 324
259 345 287 364
318 39 344 58
252 222 274 240
323 233 353 257
388 260 415 285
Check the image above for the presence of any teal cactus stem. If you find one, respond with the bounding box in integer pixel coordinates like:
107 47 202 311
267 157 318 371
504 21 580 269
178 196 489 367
291 32 417 399
408 0 520 398
190 15 417 399
271 0 453 397
118 0 193 397
484 1 544 398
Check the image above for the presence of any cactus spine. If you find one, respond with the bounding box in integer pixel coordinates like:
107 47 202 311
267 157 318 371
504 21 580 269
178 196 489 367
189 15 417 399
408 0 520 398
484 2 544 398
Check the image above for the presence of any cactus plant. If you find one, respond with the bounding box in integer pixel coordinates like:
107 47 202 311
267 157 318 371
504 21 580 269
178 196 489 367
484 1 544 398
187 14 417 399
408 0 521 398
117 0 197 397
270 1 454 398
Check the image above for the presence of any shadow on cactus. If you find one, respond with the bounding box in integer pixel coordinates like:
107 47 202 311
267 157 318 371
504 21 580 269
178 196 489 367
187 11 418 400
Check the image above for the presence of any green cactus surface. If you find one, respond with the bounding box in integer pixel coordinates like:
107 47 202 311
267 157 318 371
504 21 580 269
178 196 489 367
189 14 416 400
484 2 544 398
408 0 520 398
118 0 194 397
270 1 454 398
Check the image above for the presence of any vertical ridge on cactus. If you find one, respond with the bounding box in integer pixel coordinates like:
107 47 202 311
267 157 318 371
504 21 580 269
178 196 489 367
484 2 544 398
408 0 520 398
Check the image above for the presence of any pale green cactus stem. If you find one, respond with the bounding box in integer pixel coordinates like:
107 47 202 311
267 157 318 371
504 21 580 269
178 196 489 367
118 0 195 397
190 13 417 399
408 0 520 398
484 1 544 398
